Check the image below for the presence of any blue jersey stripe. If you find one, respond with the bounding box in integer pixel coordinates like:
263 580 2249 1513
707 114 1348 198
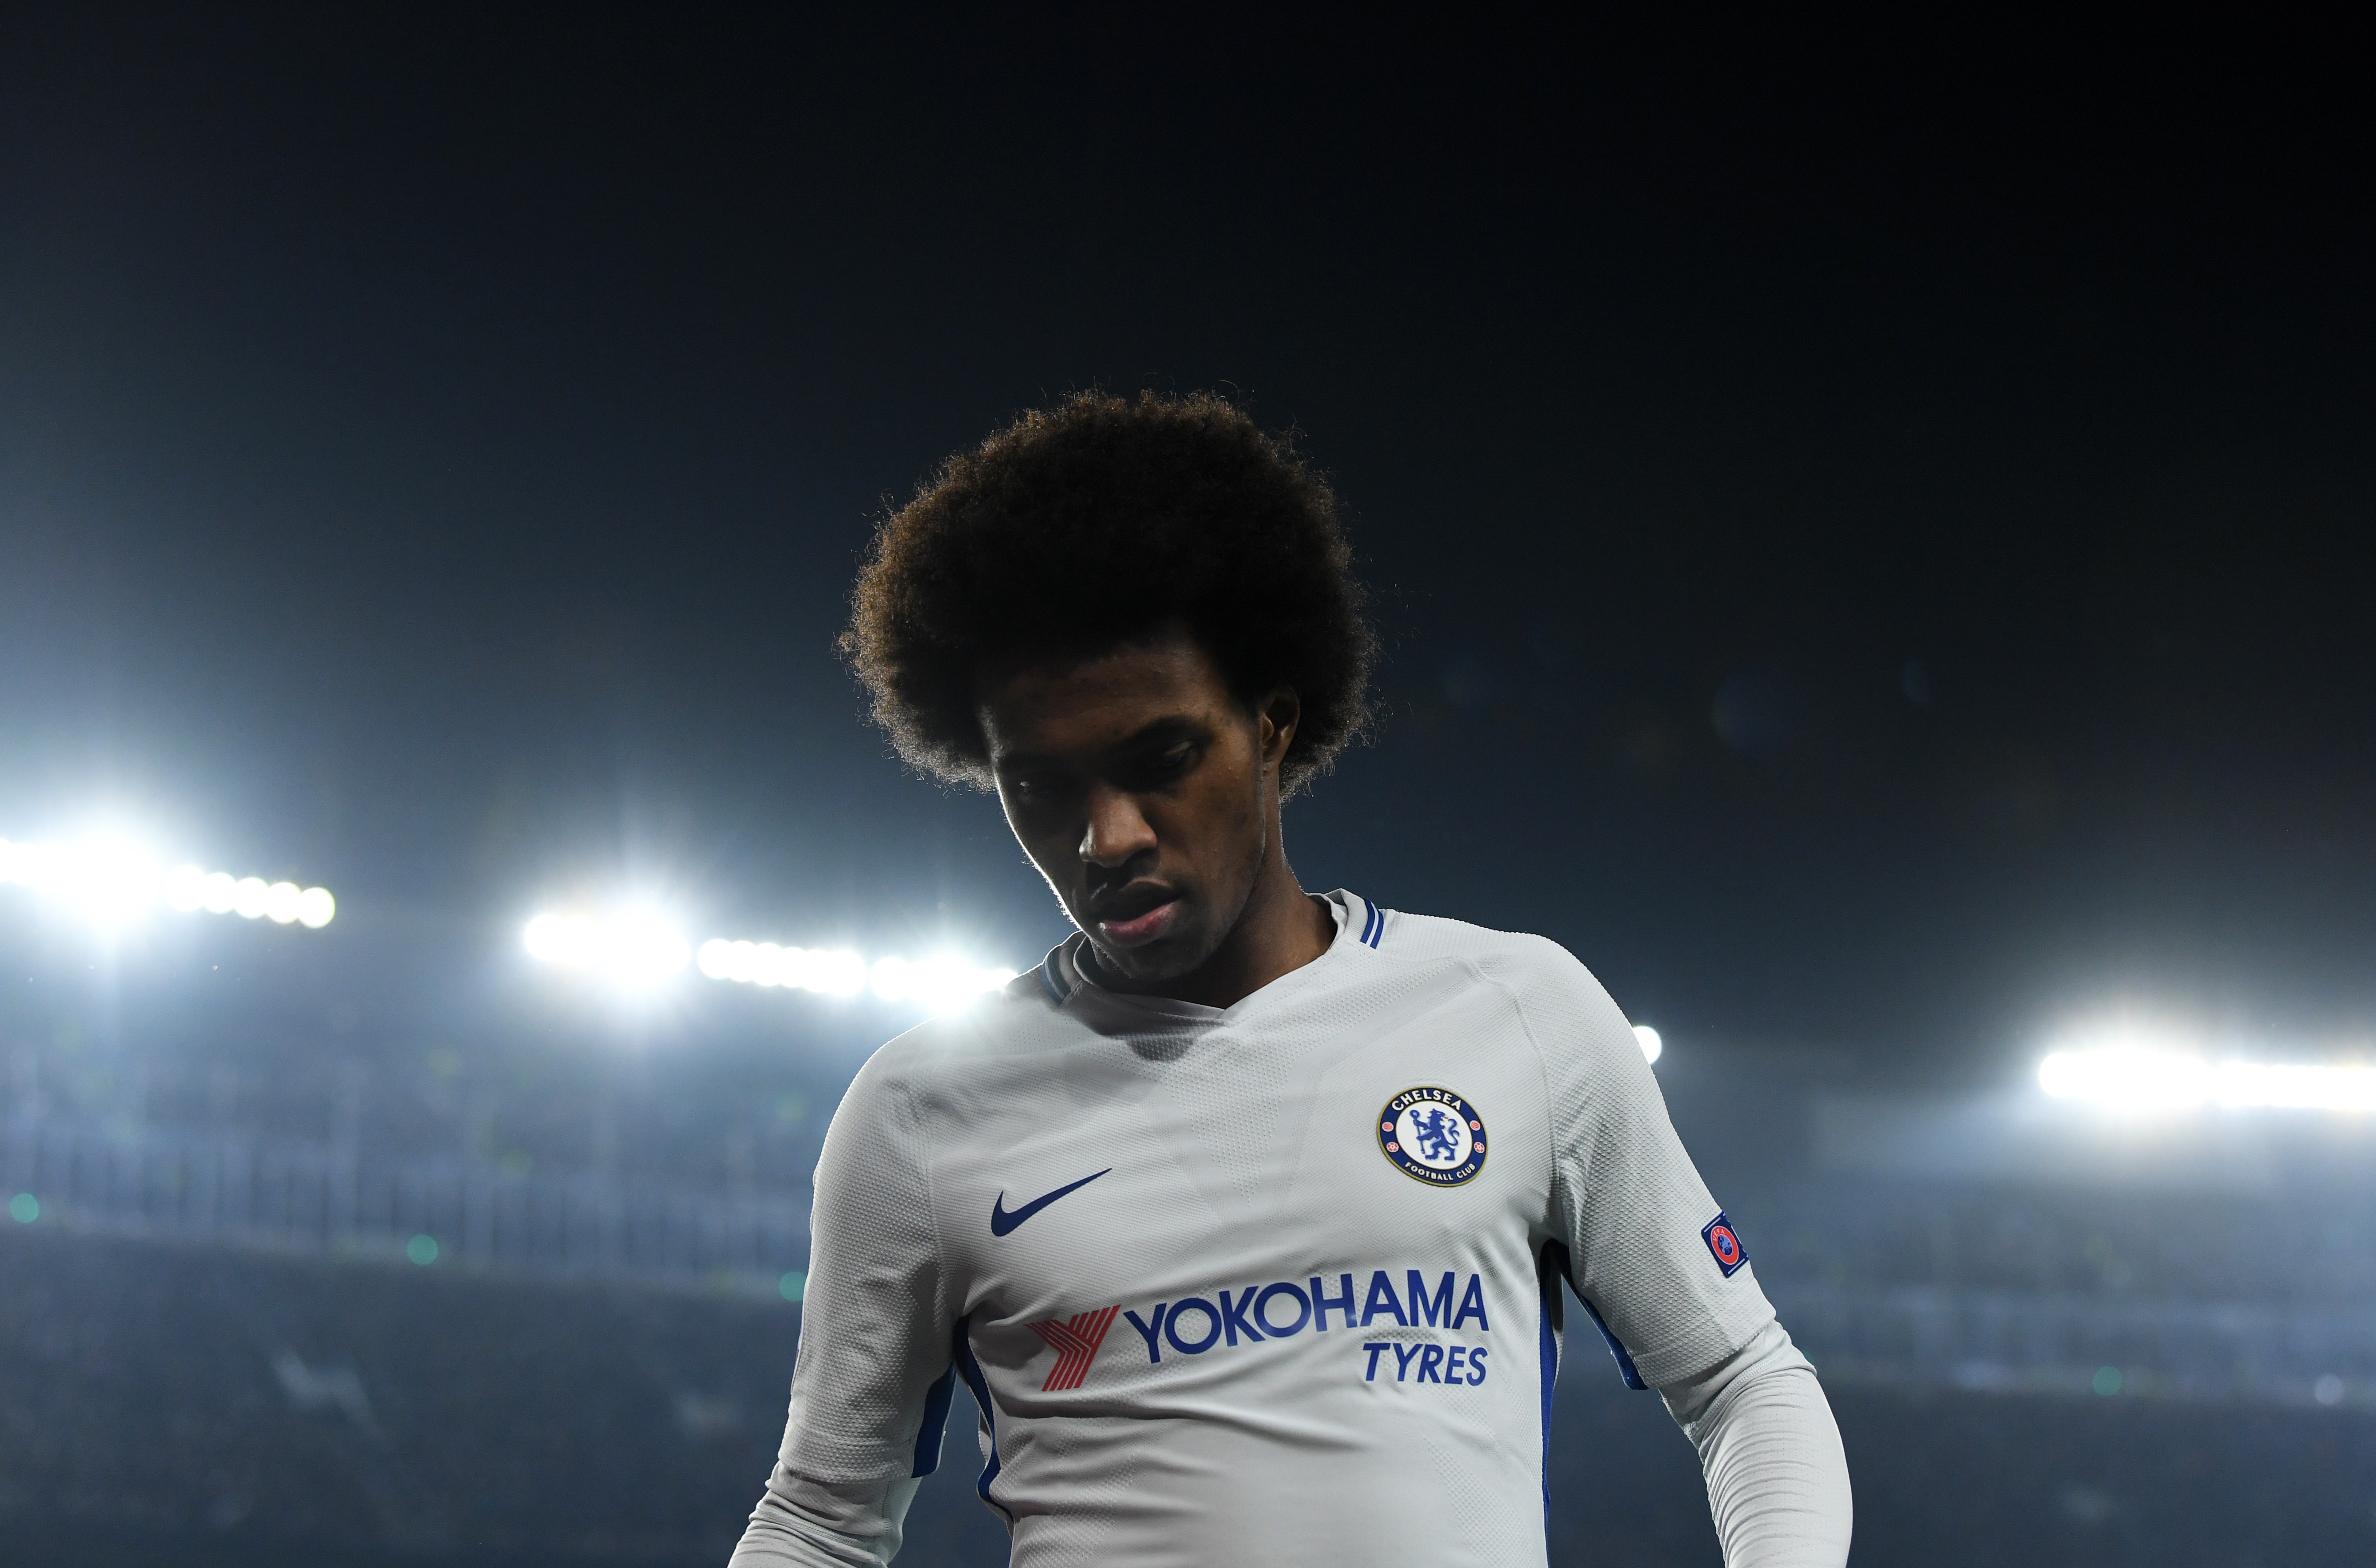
1577 1295 1648 1390
1038 954 1071 1004
1536 1269 1560 1522
908 1366 956 1477
951 1322 1011 1522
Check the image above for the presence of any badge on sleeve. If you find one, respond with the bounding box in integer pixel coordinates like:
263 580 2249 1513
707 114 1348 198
1702 1212 1748 1277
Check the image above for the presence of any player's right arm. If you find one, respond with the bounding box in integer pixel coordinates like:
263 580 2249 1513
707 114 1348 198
731 1051 957 1568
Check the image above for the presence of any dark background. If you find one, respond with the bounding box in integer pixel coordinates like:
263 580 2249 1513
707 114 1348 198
6 7 2368 1077
3 8 2374 1567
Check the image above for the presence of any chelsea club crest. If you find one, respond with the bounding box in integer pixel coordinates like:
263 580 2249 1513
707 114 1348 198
1378 1087 1487 1187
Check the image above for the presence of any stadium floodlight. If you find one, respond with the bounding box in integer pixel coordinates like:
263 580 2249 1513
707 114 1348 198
1632 1025 1663 1064
295 886 336 928
564 929 1012 1013
523 909 692 988
518 898 1030 1015
164 865 206 911
522 913 590 964
0 835 335 932
231 877 270 919
2039 1039 2376 1114
697 938 861 998
870 954 1018 1012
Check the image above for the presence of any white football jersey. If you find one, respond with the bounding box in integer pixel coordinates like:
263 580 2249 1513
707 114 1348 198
733 891 1783 1568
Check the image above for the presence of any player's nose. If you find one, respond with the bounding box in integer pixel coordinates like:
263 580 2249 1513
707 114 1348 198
1077 785 1157 867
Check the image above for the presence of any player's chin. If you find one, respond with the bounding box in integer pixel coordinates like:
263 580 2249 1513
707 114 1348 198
1087 920 1218 985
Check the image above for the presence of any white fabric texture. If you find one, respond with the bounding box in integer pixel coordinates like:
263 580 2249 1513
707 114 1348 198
731 892 1849 1568
1662 1319 1854 1566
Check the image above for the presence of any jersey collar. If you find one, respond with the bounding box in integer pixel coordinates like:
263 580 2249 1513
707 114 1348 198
1039 889 1379 1030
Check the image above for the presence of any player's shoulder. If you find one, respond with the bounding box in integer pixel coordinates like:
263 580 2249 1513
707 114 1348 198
1373 902 1598 992
1369 901 1635 1056
843 955 1084 1097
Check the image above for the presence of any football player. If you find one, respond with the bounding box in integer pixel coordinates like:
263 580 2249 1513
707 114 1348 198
733 392 1851 1566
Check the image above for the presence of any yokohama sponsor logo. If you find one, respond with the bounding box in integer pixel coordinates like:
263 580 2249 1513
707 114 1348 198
1026 1305 1120 1390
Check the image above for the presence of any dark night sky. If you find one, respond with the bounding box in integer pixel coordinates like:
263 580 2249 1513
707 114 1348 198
3 8 2371 1085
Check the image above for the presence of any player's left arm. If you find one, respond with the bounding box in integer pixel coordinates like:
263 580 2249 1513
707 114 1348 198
1511 942 1852 1568
1659 1322 1853 1568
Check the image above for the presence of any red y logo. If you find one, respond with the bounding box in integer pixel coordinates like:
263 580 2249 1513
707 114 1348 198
1026 1306 1120 1390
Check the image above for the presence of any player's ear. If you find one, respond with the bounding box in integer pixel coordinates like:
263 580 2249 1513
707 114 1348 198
1258 689 1300 771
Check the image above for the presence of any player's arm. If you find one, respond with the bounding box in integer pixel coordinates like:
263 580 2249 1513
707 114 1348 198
1658 1321 1853 1567
1519 948 1852 1568
731 1053 958 1568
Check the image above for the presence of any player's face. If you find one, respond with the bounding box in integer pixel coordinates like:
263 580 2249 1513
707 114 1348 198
979 631 1296 985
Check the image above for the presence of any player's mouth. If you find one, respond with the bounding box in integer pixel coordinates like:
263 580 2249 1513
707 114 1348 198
1089 886 1181 947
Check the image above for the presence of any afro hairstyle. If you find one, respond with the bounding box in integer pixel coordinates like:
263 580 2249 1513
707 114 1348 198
843 390 1375 797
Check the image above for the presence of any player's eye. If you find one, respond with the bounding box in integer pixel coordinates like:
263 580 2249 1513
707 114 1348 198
1125 741 1198 788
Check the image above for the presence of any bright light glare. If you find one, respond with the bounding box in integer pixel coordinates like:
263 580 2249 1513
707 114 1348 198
519 907 1048 1016
871 955 1018 1012
0 835 335 932
1633 1024 1663 1064
522 910 691 989
165 865 206 911
2039 1046 2376 1113
296 886 336 928
0 835 157 924
695 939 871 996
0 839 67 890
232 877 270 919
522 913 583 963
70 839 157 925
265 881 303 924
678 934 1012 1012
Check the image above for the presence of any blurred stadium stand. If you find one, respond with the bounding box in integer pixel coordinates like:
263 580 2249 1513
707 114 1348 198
1 1110 805 1300
5 1033 2376 1565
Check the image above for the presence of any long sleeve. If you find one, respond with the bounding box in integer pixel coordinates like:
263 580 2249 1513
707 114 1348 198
1506 937 1849 1566
1514 940 1774 1388
731 1052 958 1568
1661 1321 1853 1566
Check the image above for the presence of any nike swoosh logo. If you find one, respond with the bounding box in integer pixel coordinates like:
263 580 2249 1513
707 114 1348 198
990 1168 1113 1237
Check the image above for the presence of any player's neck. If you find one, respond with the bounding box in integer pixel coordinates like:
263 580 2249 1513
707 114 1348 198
1095 850 1334 1011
